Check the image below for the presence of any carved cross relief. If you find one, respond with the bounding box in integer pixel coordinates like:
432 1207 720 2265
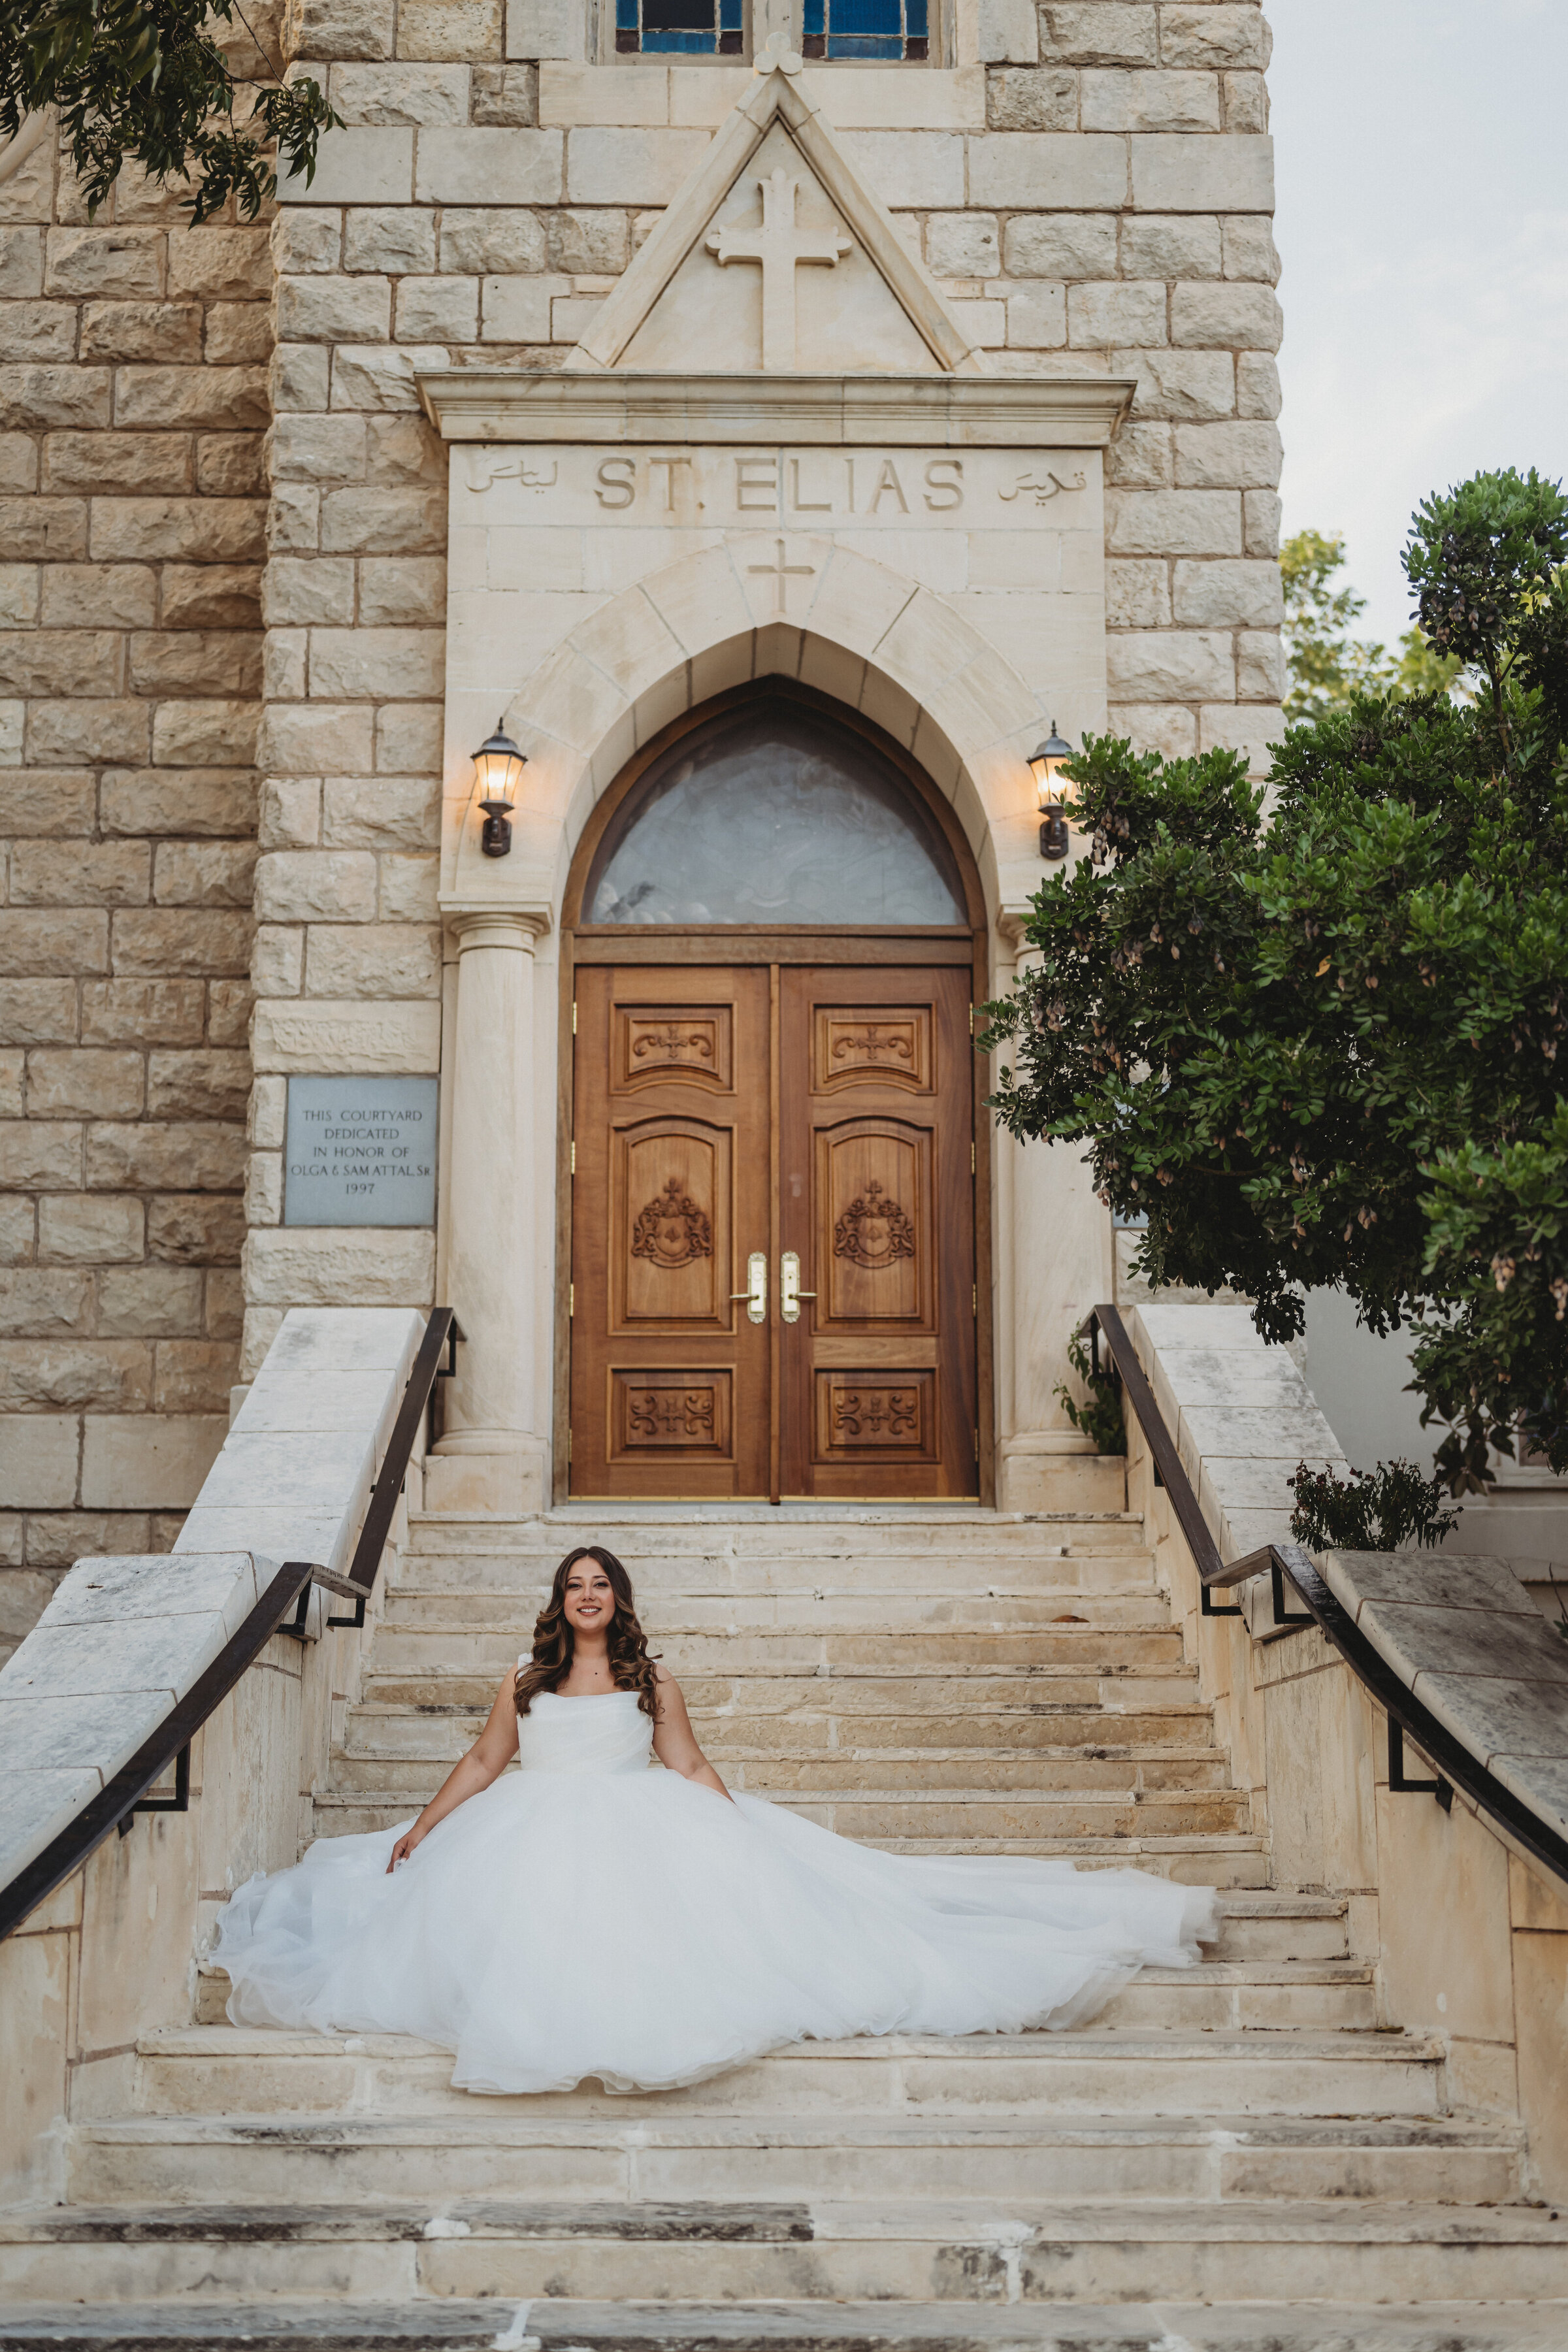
706 169 853 370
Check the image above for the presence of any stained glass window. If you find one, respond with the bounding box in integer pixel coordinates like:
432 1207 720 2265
616 0 743 52
802 0 927 60
585 703 965 927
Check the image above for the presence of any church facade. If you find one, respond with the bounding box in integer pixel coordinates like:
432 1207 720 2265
0 1 1282 1610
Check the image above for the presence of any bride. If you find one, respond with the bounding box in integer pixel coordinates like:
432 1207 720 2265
217 1544 1218 2095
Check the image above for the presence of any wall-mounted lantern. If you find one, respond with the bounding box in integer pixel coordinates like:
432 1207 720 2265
472 720 527 858
1028 722 1076 861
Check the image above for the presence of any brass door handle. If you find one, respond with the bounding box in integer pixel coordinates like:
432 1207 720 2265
730 1250 767 1324
779 1250 816 1324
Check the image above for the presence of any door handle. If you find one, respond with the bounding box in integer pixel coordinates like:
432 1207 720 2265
779 1250 817 1325
730 1250 767 1324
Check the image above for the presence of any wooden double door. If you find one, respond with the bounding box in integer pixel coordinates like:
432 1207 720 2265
570 958 979 1499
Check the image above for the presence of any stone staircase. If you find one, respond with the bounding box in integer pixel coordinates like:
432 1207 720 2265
4 1506 1567 2350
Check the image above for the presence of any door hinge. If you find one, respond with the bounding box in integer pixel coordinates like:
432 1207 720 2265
572 1000 578 1036
970 1141 975 1176
570 1139 576 1175
568 1283 574 1317
975 1426 979 1452
567 1428 572 1462
972 1284 977 1316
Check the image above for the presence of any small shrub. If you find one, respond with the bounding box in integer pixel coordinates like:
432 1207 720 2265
1288 1458 1460 1554
1056 1332 1127 1457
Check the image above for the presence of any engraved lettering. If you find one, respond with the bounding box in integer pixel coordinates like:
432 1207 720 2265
869 459 909 515
789 457 832 513
736 457 779 512
998 468 1086 506
595 457 636 509
649 455 693 512
923 458 963 512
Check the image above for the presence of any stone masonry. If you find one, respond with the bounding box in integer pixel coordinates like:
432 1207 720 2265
0 119 270 1652
0 0 1282 1640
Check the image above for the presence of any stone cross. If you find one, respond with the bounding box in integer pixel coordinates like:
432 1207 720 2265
747 538 816 612
706 170 853 370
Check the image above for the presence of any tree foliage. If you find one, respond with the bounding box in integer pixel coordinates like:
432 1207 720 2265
985 469 1568 1495
1281 528 1463 723
1 0 338 221
1288 1458 1458 1554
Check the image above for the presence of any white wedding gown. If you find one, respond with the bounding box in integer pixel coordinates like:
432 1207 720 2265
216 1683 1218 2095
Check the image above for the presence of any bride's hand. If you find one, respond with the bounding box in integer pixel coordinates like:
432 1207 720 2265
387 1822 426 1873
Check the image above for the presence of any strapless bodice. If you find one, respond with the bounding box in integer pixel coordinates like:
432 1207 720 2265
514 1684 653 1777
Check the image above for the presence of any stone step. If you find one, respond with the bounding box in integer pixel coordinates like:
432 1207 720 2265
395 1552 1159 1599
348 1693 1223 1752
9 2193 1568 2308
310 1784 1254 1840
303 1797 1269 1880
326 1746 1234 1797
367 1627 1188 1673
354 1671 1205 1718
67 2106 1510 2213
380 1592 1169 1632
191 1959 1377 2038
120 2025 1445 2130
404 1512 1147 1559
9 2302 1567 2352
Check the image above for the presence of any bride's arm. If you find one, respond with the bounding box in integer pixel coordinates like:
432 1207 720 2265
651 1664 732 1801
387 1669 521 1870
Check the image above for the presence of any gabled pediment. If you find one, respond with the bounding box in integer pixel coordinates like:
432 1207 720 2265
565 36 990 378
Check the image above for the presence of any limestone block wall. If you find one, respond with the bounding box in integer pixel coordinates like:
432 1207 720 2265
0 129 270 1656
247 0 1280 1372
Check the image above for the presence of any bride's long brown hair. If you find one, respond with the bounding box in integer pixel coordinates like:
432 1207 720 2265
514 1546 661 1720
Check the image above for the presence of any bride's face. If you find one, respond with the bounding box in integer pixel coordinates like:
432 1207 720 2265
563 1563 615 1636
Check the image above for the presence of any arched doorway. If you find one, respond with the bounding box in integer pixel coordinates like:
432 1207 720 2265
559 681 990 1503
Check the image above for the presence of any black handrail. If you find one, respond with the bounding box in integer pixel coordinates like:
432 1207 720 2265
1087 1303 1568 1892
0 1308 459 1943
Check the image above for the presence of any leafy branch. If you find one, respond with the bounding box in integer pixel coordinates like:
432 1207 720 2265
0 0 340 221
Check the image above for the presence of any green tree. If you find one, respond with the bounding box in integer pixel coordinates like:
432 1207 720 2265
985 468 1568 1495
1280 527 1464 721
1 0 338 221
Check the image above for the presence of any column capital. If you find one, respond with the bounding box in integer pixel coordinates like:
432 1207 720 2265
442 904 551 955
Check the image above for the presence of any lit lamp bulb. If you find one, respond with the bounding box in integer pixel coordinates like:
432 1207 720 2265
1028 722 1075 862
471 720 527 859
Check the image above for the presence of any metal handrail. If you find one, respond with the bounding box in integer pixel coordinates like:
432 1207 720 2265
1086 1303 1568 1891
0 1309 459 1942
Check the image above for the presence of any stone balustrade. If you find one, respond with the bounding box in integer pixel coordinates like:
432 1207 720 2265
0 1305 425 2201
1126 1299 1568 2198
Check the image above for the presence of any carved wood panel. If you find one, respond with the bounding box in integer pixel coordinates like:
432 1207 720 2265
615 1004 733 1092
615 1119 730 1327
609 1370 733 1463
814 1369 936 1462
572 965 770 1498
780 965 976 1499
813 1005 933 1094
817 1122 931 1326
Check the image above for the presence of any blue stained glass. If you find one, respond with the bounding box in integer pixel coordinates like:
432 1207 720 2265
800 0 925 61
620 0 923 60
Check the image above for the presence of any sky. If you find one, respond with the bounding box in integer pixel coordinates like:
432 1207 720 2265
1268 0 1568 651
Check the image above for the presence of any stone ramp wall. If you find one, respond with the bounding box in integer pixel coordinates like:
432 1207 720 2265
0 108 272 1654
1127 1299 1568 2200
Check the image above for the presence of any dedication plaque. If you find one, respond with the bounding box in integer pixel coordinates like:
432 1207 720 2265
283 1077 439 1228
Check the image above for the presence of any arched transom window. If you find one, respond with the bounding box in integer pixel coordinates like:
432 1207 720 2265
583 702 966 927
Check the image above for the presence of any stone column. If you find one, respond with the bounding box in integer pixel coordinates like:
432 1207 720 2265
427 909 548 1516
994 917 1119 1514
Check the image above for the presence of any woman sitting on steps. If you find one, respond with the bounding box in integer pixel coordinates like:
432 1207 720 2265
216 1544 1218 2096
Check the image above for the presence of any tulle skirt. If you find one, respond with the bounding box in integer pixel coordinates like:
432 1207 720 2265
215 1767 1218 2095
